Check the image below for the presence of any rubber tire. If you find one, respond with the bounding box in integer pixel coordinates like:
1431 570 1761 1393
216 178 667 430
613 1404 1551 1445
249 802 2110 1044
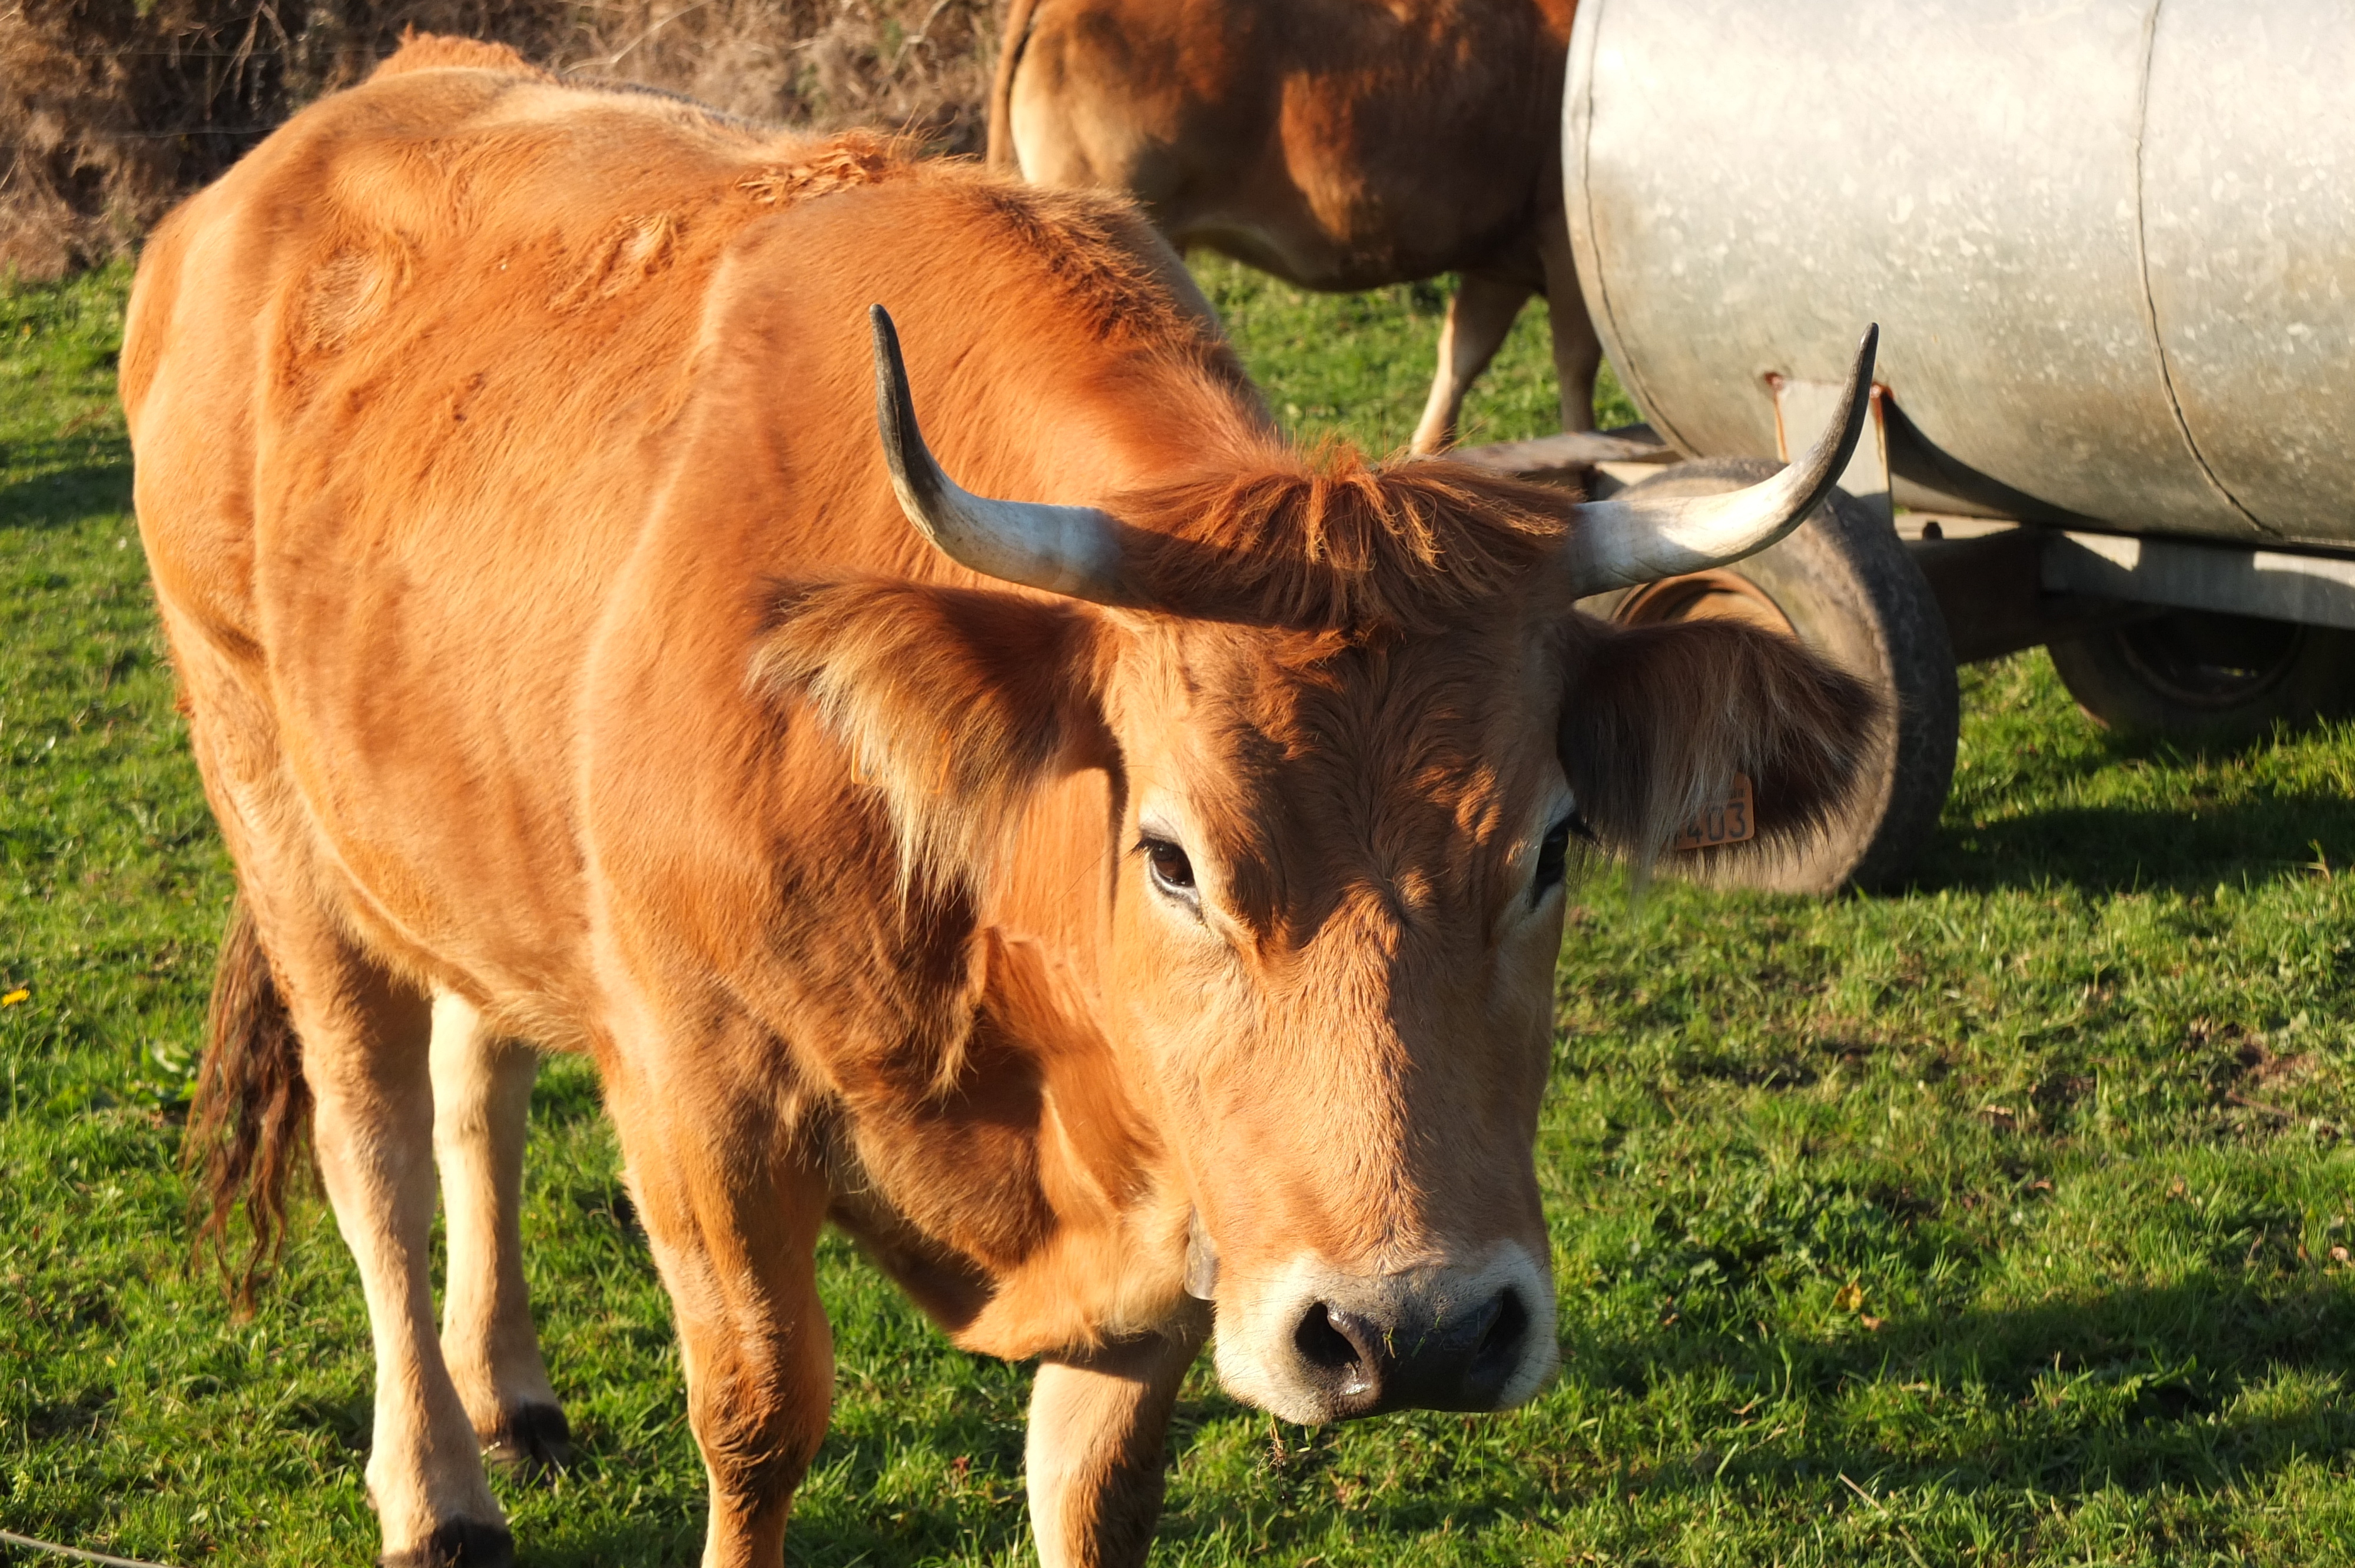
1584 458 1959 895
2046 609 2355 749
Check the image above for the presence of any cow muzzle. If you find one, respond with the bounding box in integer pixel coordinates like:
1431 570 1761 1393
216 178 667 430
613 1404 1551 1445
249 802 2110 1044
1212 1243 1557 1424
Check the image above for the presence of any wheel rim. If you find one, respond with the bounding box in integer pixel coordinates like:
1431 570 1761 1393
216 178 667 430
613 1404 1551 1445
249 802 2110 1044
1611 569 1796 638
2113 610 2304 711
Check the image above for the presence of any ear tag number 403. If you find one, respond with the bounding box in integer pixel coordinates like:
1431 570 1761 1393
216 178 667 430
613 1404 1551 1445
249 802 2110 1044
1674 773 1754 852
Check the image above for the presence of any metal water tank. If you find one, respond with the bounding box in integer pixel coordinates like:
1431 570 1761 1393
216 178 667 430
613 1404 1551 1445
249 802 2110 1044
1563 0 2355 547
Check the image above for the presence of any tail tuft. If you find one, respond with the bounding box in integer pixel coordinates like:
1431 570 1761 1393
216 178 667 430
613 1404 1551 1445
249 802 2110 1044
184 896 313 1309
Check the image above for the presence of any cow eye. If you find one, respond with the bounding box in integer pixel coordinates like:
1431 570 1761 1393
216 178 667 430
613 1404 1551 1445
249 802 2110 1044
1531 811 1592 905
1141 837 1198 900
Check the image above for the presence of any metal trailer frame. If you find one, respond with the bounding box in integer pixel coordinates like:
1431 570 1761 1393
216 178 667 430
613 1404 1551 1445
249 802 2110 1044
1461 414 2355 665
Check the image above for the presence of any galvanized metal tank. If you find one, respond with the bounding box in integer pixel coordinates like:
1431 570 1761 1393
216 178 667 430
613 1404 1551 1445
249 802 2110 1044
1563 0 2355 547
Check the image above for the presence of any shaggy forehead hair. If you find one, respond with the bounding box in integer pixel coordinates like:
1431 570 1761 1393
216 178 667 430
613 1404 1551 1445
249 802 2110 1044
756 453 1577 908
1115 447 1575 636
1106 449 1585 940
1136 613 1557 948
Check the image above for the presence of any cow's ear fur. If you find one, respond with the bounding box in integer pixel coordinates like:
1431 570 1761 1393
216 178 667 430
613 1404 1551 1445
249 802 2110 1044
755 580 1113 891
1557 617 1883 867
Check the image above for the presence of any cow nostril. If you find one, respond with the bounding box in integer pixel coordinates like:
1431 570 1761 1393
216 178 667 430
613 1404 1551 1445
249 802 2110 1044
1286 1286 1533 1416
1474 1287 1530 1373
1293 1300 1362 1372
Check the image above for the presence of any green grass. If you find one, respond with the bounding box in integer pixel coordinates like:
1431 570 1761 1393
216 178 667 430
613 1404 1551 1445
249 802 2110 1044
6 257 2355 1565
1191 261 1643 451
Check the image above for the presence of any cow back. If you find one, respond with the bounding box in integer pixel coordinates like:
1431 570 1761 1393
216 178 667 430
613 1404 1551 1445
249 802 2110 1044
122 40 1260 1034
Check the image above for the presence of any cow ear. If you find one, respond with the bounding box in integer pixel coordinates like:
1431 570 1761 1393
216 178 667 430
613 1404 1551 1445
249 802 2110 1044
1556 617 1884 865
754 580 1113 891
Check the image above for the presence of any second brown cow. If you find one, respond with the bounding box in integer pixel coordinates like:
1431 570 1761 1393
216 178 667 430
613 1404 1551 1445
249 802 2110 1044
990 0 1598 454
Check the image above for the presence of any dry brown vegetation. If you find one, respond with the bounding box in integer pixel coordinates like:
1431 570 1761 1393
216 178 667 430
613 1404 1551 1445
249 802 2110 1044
1 0 997 278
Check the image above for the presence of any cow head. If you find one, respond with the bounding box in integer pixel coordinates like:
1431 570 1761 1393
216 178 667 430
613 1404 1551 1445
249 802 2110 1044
764 309 1880 1423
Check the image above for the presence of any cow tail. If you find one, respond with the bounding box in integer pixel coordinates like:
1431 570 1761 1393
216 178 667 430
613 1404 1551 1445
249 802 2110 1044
986 0 1044 170
184 894 313 1309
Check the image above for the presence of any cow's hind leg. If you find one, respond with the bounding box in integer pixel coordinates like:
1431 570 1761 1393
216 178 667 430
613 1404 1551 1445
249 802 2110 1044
1025 1310 1209 1568
268 911 509 1564
1538 213 1604 435
1408 272 1533 456
430 993 569 1475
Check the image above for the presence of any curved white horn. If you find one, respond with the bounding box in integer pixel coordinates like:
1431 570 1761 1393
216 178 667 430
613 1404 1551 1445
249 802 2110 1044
870 304 1128 603
1563 325 1879 596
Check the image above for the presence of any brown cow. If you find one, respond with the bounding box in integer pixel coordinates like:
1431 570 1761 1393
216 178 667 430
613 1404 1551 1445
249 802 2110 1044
126 36 1875 1568
989 0 1597 455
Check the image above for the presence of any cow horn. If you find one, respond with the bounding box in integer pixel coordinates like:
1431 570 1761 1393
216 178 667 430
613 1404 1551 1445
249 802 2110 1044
1561 325 1879 596
868 304 1129 603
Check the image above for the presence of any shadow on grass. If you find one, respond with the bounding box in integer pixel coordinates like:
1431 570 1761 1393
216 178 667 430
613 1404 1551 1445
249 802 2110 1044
1913 792 2355 896
1140 1281 2355 1554
516 1378 1033 1568
1169 1273 2355 1557
1572 1274 2355 1503
478 1268 2355 1564
0 446 133 532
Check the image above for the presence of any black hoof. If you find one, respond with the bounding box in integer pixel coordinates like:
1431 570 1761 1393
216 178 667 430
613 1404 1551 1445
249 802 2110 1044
381 1519 515 1568
483 1403 573 1478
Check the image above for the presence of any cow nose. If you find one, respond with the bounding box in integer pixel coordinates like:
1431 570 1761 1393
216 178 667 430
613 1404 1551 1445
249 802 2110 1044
1289 1285 1532 1417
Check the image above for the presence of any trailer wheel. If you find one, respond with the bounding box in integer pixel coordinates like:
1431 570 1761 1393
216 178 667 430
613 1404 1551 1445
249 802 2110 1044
1584 458 1959 894
2046 610 2355 749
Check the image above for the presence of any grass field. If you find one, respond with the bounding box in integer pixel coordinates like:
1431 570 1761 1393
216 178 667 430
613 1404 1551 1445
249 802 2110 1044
6 254 2355 1567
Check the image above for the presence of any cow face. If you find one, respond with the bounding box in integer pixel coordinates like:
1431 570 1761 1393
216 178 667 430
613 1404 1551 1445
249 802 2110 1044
1097 594 1873 1420
757 308 1878 1423
1097 612 1574 1420
765 566 1873 1420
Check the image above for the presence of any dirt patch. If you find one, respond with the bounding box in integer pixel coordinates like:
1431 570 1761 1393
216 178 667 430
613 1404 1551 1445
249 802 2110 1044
2 0 997 279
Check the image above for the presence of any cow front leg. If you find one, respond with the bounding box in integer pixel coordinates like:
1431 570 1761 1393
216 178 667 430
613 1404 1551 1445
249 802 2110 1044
1537 212 1604 434
607 1060 835 1568
1025 1308 1209 1568
277 926 509 1564
430 993 568 1474
1408 272 1534 456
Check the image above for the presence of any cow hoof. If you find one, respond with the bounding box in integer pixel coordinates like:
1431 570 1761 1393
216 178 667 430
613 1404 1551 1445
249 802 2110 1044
483 1403 573 1477
380 1519 515 1568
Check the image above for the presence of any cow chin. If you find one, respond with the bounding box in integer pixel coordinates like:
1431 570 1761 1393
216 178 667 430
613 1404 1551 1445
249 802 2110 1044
1210 1241 1558 1424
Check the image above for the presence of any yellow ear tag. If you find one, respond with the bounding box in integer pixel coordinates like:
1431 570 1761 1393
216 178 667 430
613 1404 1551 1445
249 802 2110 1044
1674 774 1754 852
